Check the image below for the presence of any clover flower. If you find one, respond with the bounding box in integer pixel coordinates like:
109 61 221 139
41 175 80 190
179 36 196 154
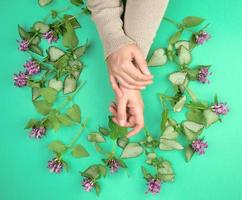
195 31 211 45
43 30 58 44
48 158 63 173
198 67 211 83
29 126 46 139
17 40 29 51
13 72 28 87
211 103 229 115
24 60 41 75
81 178 94 192
192 139 208 155
107 158 120 173
146 179 161 194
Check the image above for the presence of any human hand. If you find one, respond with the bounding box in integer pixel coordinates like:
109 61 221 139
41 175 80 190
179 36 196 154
106 44 153 97
109 87 144 137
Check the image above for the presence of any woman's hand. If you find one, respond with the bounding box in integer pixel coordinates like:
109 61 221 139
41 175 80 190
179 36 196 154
109 87 144 137
106 44 153 97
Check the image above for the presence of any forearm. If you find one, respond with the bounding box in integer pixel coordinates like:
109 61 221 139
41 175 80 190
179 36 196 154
87 0 135 59
124 0 169 58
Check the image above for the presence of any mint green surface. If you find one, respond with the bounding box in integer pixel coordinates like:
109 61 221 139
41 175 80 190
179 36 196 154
0 0 242 199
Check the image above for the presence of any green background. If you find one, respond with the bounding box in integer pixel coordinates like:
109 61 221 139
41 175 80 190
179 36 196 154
0 0 242 199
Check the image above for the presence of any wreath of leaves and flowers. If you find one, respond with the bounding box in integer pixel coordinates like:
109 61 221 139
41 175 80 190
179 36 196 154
13 0 229 196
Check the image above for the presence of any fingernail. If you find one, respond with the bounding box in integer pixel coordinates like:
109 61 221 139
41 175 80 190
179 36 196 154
141 86 146 89
119 120 125 126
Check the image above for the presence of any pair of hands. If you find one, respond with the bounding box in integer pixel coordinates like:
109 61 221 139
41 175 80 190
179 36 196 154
106 44 153 137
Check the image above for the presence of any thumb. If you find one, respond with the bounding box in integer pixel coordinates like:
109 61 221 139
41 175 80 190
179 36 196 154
133 49 151 75
117 97 127 127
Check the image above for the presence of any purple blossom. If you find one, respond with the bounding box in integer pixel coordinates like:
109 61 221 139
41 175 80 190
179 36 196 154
17 40 29 51
211 103 229 115
198 67 212 83
48 158 63 173
43 30 58 44
192 139 208 155
146 179 161 195
81 178 94 192
24 60 41 75
13 72 28 87
29 126 46 139
195 31 211 45
107 159 120 173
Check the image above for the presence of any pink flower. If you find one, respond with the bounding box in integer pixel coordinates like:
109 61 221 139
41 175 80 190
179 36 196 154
48 158 63 173
13 72 28 87
198 67 212 83
195 31 211 45
24 60 40 75
81 178 94 192
192 139 208 155
29 126 46 139
211 103 229 115
146 179 161 194
17 40 29 51
43 30 58 44
107 158 120 173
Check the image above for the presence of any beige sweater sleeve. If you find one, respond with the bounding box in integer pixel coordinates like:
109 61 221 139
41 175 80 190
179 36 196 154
124 0 169 58
87 0 135 58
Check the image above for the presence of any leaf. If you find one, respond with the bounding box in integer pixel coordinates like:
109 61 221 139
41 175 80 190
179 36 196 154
182 126 198 141
178 46 191 65
98 127 109 136
48 46 65 62
203 109 219 127
34 21 50 33
33 100 52 115
18 25 30 39
56 113 74 126
71 144 89 158
62 21 78 48
117 137 129 149
48 140 66 153
161 126 178 140
74 44 88 58
169 72 187 85
39 87 58 104
174 40 190 50
185 145 195 162
32 36 40 45
183 121 204 133
38 0 53 6
159 138 183 150
98 164 107 177
25 119 38 129
29 44 43 56
141 166 152 180
63 76 77 94
64 14 81 29
67 104 81 123
32 87 40 100
148 48 167 67
70 0 84 6
94 182 101 196
169 30 183 44
121 143 143 158
87 133 105 143
186 109 206 125
108 116 128 140
158 161 175 182
160 109 168 132
182 16 205 27
173 95 186 112
81 165 99 179
49 79 63 91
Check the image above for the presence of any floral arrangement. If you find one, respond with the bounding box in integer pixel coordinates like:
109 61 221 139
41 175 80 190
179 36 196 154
13 0 229 196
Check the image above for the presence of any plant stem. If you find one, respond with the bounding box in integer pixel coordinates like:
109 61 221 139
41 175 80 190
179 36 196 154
163 17 179 26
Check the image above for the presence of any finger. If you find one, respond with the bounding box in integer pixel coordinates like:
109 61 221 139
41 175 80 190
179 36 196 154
132 50 151 75
120 72 153 87
124 63 153 81
116 76 145 90
109 105 117 115
110 75 123 98
127 107 144 137
112 116 133 128
117 97 127 127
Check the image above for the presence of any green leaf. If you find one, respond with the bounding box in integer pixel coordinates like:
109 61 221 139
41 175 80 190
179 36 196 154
32 87 40 100
178 46 191 65
29 44 43 56
161 126 178 140
98 127 109 136
87 133 105 143
160 109 168 132
56 113 74 126
71 144 89 158
34 21 50 33
203 109 219 127
121 143 143 158
173 95 186 112
33 100 52 115
183 121 204 133
46 110 61 131
185 145 195 162
18 25 30 39
117 137 129 149
49 79 63 91
94 182 101 196
64 14 81 29
67 104 81 123
141 166 152 180
148 48 167 67
70 0 84 6
158 161 175 182
39 87 58 104
74 44 88 58
169 30 183 44
186 109 206 125
38 0 53 6
159 138 183 150
98 164 107 177
169 72 187 85
108 116 128 140
25 119 38 129
63 76 77 94
182 16 205 27
48 46 65 62
174 40 190 50
81 165 100 179
48 140 66 153
62 21 78 48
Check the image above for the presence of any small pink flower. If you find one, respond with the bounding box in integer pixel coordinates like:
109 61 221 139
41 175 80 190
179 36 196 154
48 158 63 173
192 139 208 155
81 178 94 192
196 31 211 45
107 158 120 173
17 40 29 51
43 30 58 44
146 179 161 195
13 72 28 87
211 103 229 115
198 67 212 84
24 60 40 75
29 126 46 139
